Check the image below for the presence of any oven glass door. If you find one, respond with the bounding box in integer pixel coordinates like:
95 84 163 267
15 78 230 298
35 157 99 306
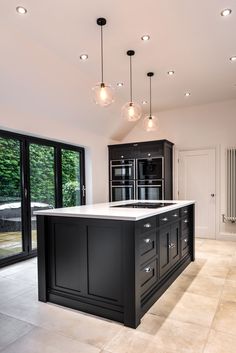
111 184 134 201
137 158 163 180
137 185 162 200
111 161 134 180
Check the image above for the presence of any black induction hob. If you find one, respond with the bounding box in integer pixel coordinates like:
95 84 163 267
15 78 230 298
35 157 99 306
112 202 176 209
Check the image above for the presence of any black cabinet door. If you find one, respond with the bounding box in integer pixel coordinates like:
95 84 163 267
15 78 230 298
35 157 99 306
87 225 123 304
49 221 87 294
159 225 171 277
170 222 181 266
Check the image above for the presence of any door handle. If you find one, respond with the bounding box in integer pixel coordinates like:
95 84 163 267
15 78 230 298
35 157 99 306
211 193 215 197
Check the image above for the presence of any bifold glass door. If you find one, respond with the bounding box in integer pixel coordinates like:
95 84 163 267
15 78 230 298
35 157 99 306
0 130 85 267
62 149 81 207
0 137 23 260
29 144 56 250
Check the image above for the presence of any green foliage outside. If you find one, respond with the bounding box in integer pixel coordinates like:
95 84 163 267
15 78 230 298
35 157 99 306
0 138 81 207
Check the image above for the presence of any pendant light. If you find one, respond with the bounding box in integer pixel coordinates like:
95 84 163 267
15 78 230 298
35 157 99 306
121 50 142 121
92 18 114 107
143 72 158 131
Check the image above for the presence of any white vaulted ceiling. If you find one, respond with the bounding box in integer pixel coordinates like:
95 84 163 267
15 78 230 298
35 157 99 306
0 0 236 140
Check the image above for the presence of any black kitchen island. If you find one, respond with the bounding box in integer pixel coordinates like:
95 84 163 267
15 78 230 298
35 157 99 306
36 200 195 328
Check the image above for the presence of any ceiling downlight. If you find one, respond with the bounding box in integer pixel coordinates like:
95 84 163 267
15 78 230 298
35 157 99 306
16 6 27 14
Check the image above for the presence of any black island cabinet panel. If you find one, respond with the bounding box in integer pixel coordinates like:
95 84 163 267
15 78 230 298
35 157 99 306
49 222 87 294
37 204 195 328
87 225 123 303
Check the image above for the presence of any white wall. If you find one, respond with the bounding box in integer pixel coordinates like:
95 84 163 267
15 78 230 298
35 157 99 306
0 105 114 204
122 99 236 240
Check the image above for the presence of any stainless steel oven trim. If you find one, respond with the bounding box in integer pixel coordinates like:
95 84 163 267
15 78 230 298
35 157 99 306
110 181 135 202
136 156 164 180
136 180 164 200
110 159 135 181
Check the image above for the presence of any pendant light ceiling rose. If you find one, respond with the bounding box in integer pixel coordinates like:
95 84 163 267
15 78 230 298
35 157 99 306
127 50 135 56
97 17 107 26
147 72 154 77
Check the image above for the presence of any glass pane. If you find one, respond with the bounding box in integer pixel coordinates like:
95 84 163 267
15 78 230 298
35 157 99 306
29 144 55 249
0 137 23 259
62 149 81 207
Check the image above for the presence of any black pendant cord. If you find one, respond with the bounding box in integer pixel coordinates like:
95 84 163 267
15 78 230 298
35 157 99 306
130 55 133 103
101 25 104 84
149 76 152 117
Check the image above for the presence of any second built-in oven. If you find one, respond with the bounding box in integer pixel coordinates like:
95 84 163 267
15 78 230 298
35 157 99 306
137 157 163 180
136 180 163 201
110 181 135 202
110 159 135 181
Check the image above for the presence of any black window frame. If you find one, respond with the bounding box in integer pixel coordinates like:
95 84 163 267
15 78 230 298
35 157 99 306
0 129 85 268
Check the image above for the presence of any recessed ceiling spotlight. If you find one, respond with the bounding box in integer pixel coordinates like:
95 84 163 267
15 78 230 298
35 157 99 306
16 6 27 14
167 70 175 76
230 56 236 62
117 82 124 87
142 100 148 105
221 9 232 16
80 54 88 61
185 92 191 97
141 35 150 41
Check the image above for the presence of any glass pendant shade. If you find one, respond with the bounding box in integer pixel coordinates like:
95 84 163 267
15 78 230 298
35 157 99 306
122 102 142 122
143 115 158 132
92 83 114 107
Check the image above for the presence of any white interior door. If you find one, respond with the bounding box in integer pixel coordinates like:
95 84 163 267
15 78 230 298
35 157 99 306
178 149 216 239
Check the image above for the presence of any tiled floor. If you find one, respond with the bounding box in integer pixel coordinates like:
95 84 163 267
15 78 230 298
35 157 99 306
1 239 236 353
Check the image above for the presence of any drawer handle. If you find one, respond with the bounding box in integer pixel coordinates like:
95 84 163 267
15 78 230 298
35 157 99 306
162 217 168 222
173 213 178 217
184 238 188 243
144 223 151 228
184 219 188 223
144 267 152 273
169 243 176 249
144 238 152 244
184 210 188 214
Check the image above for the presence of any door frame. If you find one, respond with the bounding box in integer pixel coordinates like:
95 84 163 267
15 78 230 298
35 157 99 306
174 146 219 239
0 129 85 267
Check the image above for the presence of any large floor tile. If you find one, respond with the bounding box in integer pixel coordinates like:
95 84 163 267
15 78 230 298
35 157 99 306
212 300 236 336
220 280 236 302
198 240 236 256
104 328 168 353
138 314 209 353
182 258 206 276
0 277 35 304
198 257 231 279
226 266 236 281
0 288 122 349
148 289 184 318
166 292 218 327
0 327 100 353
203 329 236 353
0 313 34 351
186 275 224 298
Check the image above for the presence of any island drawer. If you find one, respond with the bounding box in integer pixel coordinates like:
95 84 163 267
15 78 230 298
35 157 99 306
181 216 190 232
159 209 180 226
140 259 158 296
181 232 190 257
139 231 156 265
181 206 190 217
136 217 156 234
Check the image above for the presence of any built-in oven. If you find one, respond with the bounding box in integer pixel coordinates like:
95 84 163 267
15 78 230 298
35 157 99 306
136 180 163 201
110 181 135 202
110 159 135 181
137 157 163 180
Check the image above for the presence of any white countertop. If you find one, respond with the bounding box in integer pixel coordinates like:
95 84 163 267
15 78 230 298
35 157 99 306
34 200 195 221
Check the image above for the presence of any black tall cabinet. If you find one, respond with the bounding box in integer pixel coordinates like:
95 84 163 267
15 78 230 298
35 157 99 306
108 140 174 201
